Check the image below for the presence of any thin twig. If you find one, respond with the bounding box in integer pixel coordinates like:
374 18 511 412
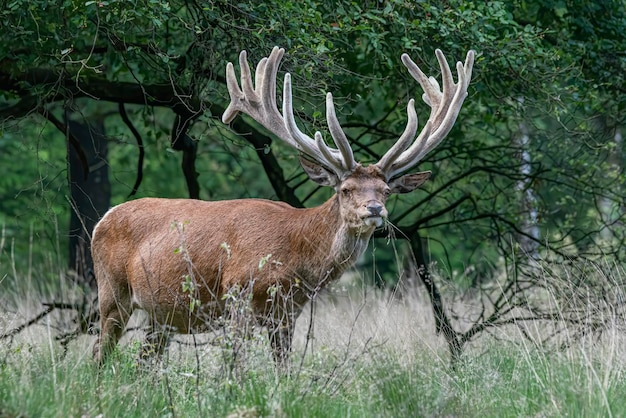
0 305 55 340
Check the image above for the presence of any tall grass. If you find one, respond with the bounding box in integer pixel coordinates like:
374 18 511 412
2 270 626 417
1 229 626 417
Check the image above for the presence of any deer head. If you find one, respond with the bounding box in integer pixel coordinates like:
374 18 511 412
222 47 474 233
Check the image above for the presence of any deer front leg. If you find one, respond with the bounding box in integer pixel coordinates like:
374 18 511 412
268 320 294 368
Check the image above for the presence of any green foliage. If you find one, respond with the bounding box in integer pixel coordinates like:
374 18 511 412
0 120 67 277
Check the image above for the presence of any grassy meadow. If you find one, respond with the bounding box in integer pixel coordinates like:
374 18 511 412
1 264 626 417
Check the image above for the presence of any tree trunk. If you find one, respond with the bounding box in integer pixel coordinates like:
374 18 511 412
171 114 200 199
408 233 462 366
515 106 539 258
599 125 623 242
67 117 110 289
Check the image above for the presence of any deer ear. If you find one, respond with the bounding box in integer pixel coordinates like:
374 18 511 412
388 171 431 194
299 156 339 187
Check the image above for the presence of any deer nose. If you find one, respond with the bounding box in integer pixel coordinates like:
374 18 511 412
366 202 384 216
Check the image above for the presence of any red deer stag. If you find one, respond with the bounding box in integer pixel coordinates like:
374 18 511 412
92 46 474 365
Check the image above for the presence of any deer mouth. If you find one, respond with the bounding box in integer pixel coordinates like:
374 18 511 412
363 215 384 227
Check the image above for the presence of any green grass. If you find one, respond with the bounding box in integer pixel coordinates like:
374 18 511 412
1 292 625 418
0 338 624 417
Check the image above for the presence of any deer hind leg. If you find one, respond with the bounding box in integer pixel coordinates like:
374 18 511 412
93 281 132 365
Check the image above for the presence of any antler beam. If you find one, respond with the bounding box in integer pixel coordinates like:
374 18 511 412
375 49 475 179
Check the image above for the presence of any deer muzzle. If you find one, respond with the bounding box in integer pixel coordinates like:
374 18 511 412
362 201 387 227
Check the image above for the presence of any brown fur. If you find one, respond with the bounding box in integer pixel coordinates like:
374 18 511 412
91 164 420 365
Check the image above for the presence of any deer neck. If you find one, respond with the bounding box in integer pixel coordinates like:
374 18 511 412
300 195 375 289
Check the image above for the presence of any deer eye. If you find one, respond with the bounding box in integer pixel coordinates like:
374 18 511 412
383 188 391 197
341 188 352 197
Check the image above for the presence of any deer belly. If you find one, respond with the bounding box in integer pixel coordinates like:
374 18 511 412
130 289 226 333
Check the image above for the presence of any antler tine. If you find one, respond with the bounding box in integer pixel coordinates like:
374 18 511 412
223 46 354 176
223 47 295 146
325 93 356 171
282 74 347 174
242 51 259 103
374 98 420 171
375 49 475 180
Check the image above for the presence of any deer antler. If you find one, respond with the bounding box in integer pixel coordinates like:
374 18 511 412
222 46 356 174
375 49 475 180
